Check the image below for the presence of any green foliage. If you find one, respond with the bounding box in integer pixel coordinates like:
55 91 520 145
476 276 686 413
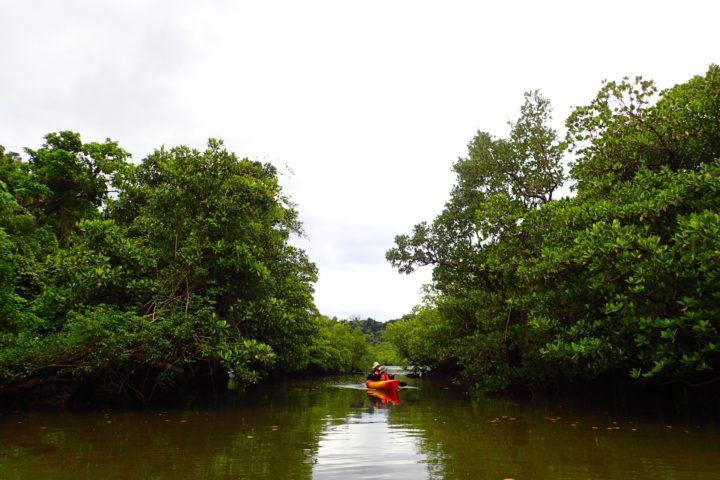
363 340 403 367
110 139 318 372
387 65 720 392
306 316 368 372
387 90 565 300
0 134 320 401
304 316 400 372
384 306 456 369
520 160 720 384
343 317 387 344
567 65 720 193
22 131 129 242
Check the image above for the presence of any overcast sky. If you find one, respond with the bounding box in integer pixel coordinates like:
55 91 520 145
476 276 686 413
2 1 717 320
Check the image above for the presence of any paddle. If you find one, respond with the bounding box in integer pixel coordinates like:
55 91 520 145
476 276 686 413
387 373 407 387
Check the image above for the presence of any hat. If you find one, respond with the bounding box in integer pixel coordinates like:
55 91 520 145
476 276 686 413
372 362 380 369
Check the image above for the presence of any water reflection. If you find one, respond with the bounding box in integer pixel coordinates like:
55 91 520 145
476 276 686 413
366 389 400 409
1 377 720 479
312 382 428 478
313 409 428 479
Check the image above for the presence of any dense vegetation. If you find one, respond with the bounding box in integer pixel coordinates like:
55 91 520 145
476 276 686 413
4 66 717 405
386 65 720 392
0 136 379 404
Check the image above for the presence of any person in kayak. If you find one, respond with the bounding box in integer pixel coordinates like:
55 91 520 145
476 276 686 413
367 362 383 381
379 366 395 381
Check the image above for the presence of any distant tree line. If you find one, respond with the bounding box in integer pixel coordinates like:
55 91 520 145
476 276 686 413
305 316 402 372
342 316 397 345
386 65 720 393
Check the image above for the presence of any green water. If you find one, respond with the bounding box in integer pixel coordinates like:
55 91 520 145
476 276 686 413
1 376 719 479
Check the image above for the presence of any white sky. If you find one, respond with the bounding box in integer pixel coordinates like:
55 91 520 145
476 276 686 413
1 1 718 320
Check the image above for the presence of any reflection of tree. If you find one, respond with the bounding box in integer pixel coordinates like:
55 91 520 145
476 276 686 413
4 381 713 479
389 387 720 480
0 383 364 479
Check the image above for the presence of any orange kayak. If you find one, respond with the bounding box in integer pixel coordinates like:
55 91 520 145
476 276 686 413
365 379 399 391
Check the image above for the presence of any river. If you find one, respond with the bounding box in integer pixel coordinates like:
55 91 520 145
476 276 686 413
1 375 719 479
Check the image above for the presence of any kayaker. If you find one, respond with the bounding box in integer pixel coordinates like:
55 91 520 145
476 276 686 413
367 362 382 381
379 366 395 381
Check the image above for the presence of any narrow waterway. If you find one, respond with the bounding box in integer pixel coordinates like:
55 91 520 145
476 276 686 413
1 375 719 479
